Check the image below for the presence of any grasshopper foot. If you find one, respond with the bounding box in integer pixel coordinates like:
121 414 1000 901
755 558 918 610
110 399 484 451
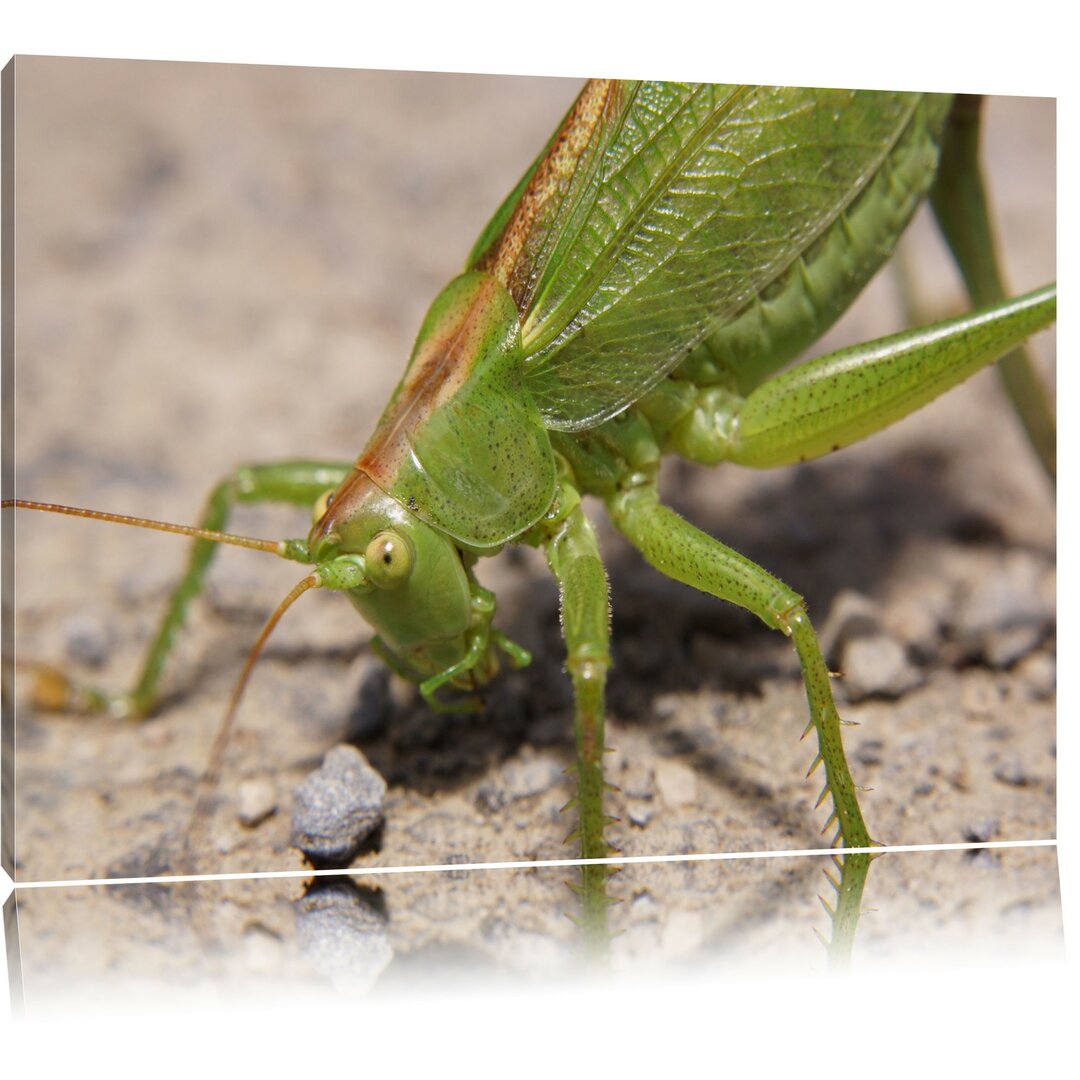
31 664 142 720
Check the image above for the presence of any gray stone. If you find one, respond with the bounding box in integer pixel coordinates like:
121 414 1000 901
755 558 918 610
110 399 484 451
501 754 563 800
993 759 1033 787
655 760 699 808
295 882 393 993
1016 650 1055 701
63 612 113 667
841 633 923 700
291 745 387 863
627 802 657 828
952 552 1053 666
236 777 277 827
818 589 883 667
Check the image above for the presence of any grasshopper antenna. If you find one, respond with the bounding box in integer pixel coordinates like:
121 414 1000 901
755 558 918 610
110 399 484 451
7 496 326 871
5 497 313 720
3 499 285 555
183 571 322 865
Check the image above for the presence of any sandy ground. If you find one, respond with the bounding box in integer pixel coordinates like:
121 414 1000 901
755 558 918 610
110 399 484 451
5 61 1057 1000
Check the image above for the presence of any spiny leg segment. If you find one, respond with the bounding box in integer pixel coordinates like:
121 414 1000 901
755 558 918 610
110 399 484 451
538 489 615 952
606 477 872 961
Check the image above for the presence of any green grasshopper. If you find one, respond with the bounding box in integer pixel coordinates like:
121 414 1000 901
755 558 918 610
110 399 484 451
7 78 1055 959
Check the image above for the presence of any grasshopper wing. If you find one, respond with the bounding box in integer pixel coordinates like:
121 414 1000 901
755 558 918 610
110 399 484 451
470 82 948 431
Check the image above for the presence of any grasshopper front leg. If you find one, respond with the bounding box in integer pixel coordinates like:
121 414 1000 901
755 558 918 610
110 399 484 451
32 460 350 719
606 478 872 962
530 483 615 953
638 279 1054 961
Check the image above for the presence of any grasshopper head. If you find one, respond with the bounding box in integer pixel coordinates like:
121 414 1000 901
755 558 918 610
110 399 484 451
307 469 475 681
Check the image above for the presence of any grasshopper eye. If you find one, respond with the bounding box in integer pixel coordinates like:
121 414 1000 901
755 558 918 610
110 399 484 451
364 530 413 589
312 488 336 523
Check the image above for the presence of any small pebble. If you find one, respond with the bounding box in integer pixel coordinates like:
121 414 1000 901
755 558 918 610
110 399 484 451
477 753 564 812
883 573 952 658
63 613 113 668
291 745 387 863
630 890 660 916
1016 651 1056 701
993 759 1032 787
236 777 277 828
953 552 1052 666
654 760 698 808
501 754 563 800
295 881 393 993
652 693 681 722
841 634 922 701
963 819 1000 845
854 739 885 767
818 590 882 667
983 625 1043 670
475 785 508 815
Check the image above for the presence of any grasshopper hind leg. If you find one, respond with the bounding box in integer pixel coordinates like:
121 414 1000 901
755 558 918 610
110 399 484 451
930 95 1055 481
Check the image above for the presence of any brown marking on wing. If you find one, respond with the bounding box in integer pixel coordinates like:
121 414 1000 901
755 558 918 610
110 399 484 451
477 79 618 307
357 274 504 487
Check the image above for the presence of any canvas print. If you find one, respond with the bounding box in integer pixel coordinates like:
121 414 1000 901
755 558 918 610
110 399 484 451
4 59 1058 993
